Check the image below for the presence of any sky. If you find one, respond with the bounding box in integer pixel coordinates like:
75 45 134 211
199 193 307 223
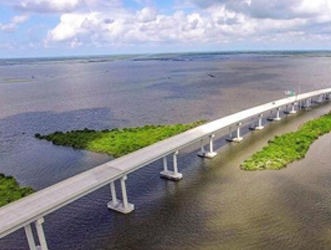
1 0 331 58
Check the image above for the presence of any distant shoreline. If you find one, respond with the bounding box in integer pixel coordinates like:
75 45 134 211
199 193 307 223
1 50 331 64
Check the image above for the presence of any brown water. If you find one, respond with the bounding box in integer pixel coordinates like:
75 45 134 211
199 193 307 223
1 53 331 250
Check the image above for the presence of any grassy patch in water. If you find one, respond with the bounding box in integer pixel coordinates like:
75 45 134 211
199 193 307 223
0 174 34 207
241 113 331 170
35 121 206 158
0 78 31 84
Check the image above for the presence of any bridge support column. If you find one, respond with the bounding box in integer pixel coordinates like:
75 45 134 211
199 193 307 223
326 93 331 100
285 103 297 114
163 156 168 172
250 114 264 130
226 126 233 141
320 95 324 103
301 99 308 109
267 110 273 121
110 182 118 206
197 135 217 159
290 103 297 114
35 218 48 250
303 99 308 108
323 94 327 102
268 108 281 121
314 95 322 104
227 123 243 142
312 96 316 104
160 151 183 181
24 224 37 250
197 139 206 157
107 176 134 214
24 218 49 250
275 108 281 121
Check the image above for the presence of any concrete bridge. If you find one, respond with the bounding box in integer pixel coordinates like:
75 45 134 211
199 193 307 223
1 88 331 250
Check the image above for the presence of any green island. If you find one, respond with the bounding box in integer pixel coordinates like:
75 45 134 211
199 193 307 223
35 121 205 158
0 121 204 207
0 174 34 207
8 113 330 208
241 113 331 170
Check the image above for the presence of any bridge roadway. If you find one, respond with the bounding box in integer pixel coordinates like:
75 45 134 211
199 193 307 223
1 88 331 250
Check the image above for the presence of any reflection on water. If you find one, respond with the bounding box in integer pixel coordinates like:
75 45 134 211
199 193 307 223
1 53 331 249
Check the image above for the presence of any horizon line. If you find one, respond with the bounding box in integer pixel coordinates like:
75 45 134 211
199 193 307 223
1 49 331 60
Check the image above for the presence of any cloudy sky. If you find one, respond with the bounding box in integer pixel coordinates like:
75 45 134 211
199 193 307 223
0 0 331 58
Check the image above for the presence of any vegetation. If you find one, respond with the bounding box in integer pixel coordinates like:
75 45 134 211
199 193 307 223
35 121 206 158
241 113 331 170
0 174 34 207
0 78 31 84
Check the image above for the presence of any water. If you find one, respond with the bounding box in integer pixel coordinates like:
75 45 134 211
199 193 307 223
1 52 331 249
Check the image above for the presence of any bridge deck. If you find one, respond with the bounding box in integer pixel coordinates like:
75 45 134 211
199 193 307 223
1 88 331 238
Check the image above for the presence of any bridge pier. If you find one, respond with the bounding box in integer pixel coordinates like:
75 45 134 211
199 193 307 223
24 218 49 250
315 95 319 104
250 114 264 130
227 123 243 142
108 176 134 214
302 98 311 109
267 110 273 121
35 218 48 250
303 99 307 108
285 103 297 114
298 100 302 110
312 95 322 105
312 96 316 104
197 134 217 159
323 94 328 101
227 126 233 140
24 224 37 250
268 108 281 121
160 151 183 181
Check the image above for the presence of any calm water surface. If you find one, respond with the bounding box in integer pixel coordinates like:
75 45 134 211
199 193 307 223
1 53 331 249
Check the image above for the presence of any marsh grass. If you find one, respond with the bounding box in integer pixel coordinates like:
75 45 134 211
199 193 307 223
35 121 206 158
0 78 31 84
241 113 331 170
0 174 34 207
1 121 205 207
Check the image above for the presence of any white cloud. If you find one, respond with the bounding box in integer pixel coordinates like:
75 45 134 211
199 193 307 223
0 0 122 13
189 0 331 20
16 0 81 12
45 9 211 45
3 0 331 50
136 7 157 23
44 1 331 49
0 14 29 32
